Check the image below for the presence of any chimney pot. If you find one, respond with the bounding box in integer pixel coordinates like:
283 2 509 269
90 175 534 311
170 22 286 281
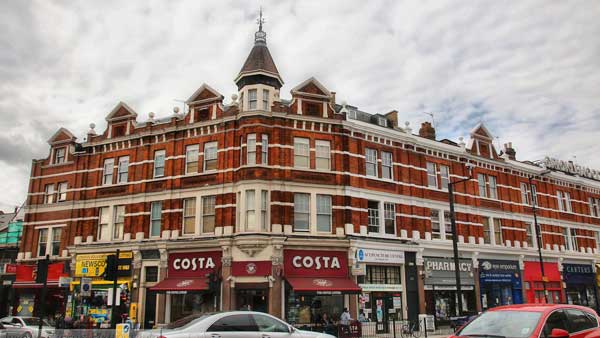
418 122 436 140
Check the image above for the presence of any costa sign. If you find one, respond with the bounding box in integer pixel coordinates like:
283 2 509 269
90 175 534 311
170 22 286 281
168 251 221 278
284 250 348 278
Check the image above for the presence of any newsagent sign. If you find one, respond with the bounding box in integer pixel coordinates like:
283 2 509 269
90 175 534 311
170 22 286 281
284 249 349 277
424 257 474 286
168 251 222 278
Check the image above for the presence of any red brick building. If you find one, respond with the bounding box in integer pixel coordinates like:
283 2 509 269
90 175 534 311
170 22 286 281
17 20 600 329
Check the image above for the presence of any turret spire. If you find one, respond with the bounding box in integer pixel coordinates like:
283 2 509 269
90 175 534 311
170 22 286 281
255 7 267 45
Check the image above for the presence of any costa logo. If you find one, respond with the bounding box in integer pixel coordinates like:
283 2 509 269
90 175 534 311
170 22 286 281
313 279 333 287
292 255 341 270
176 280 193 287
172 257 216 271
245 263 257 275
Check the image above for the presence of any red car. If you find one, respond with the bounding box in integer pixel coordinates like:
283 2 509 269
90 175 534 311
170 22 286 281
449 304 600 338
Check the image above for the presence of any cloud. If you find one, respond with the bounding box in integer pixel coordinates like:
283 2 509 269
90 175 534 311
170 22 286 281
0 0 599 210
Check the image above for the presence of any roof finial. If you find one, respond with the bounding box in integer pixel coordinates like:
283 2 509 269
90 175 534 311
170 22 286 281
254 7 267 45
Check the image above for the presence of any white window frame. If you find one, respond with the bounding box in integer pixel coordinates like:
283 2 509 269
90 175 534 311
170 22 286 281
316 194 332 233
520 183 531 205
262 89 269 110
377 117 387 127
365 148 377 177
150 201 162 237
203 142 218 171
182 198 197 235
185 145 199 174
98 206 110 241
557 190 572 212
246 190 256 230
590 197 600 217
430 210 441 239
261 190 269 231
315 140 331 170
525 222 535 248
37 227 62 257
381 152 393 180
153 150 165 178
427 162 450 190
568 228 579 252
347 110 357 120
294 138 310 168
482 217 492 244
37 228 49 257
493 218 503 246
57 182 67 202
54 147 66 164
383 202 396 235
261 134 268 165
45 184 55 204
478 173 498 199
367 200 380 233
248 89 257 110
113 205 125 240
201 195 216 234
103 158 114 185
247 134 257 165
293 193 310 232
117 156 129 183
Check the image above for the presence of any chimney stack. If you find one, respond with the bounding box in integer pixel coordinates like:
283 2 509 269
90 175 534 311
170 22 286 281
503 142 516 160
418 122 436 140
331 92 336 105
385 110 398 128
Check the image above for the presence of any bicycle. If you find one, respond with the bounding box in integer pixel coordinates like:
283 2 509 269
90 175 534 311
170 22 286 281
400 320 423 338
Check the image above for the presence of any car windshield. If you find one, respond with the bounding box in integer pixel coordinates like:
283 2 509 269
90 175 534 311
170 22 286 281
22 318 51 327
458 311 542 338
165 313 212 329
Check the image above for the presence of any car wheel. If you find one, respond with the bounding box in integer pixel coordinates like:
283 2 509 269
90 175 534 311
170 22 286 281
21 333 32 338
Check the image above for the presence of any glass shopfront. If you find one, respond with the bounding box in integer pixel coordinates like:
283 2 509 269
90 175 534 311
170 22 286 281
478 259 523 309
563 264 597 309
423 257 476 326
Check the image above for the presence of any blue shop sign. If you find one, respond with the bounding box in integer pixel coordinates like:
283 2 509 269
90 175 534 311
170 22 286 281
479 259 521 288
563 264 595 285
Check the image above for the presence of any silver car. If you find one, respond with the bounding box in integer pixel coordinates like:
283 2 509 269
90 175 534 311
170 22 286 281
144 311 335 338
0 317 54 338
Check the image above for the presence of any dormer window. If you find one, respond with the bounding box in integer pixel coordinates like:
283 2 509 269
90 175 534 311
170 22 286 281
347 110 357 120
248 89 258 110
54 147 66 164
378 117 388 127
262 89 269 110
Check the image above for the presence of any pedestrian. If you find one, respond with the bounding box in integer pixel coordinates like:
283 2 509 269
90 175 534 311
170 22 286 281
339 308 352 336
358 310 368 322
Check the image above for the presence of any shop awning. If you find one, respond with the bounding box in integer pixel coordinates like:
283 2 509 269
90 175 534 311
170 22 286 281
12 281 62 289
285 277 361 294
149 278 208 292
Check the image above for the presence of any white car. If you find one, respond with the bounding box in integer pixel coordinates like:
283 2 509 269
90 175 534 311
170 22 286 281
0 317 54 338
144 311 335 338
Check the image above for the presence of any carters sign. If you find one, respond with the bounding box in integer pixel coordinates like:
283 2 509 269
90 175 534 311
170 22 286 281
284 250 348 277
168 251 222 278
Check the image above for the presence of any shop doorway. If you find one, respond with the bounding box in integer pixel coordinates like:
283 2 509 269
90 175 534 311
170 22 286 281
235 289 268 313
144 290 157 329
371 294 395 334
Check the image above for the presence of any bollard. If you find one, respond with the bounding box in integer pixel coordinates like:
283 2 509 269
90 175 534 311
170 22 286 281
392 316 396 338
423 316 427 338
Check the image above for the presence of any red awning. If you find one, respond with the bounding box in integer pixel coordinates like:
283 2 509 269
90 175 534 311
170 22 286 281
149 278 208 292
285 277 361 294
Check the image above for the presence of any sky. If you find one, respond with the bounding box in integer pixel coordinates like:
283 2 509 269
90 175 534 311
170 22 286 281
0 1 599 212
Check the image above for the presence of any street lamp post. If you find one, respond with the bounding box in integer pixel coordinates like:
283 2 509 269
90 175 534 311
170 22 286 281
448 163 474 317
529 173 550 303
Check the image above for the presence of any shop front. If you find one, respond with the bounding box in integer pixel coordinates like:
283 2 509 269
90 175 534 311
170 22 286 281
523 261 562 304
478 259 522 310
149 250 221 322
12 261 69 318
71 251 133 326
283 249 360 328
355 248 405 333
231 260 272 312
423 257 476 326
563 263 597 309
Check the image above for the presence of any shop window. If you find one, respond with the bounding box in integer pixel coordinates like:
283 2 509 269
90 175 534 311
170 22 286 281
285 290 344 325
153 150 165 178
246 190 256 229
294 138 310 168
316 194 332 232
247 134 256 165
144 266 158 283
367 201 380 233
207 314 257 331
150 201 162 237
366 265 401 284
262 89 269 110
494 219 503 246
103 158 114 185
381 151 393 179
261 190 269 231
57 182 67 202
477 174 497 199
44 184 55 204
113 205 125 240
261 134 268 164
248 89 258 110
202 195 216 233
365 148 377 177
54 147 66 164
293 193 310 231
117 156 129 183
185 145 199 174
182 198 196 235
427 162 450 190
98 207 110 241
315 140 330 170
384 202 396 235
203 142 218 171
590 197 600 217
557 190 572 212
